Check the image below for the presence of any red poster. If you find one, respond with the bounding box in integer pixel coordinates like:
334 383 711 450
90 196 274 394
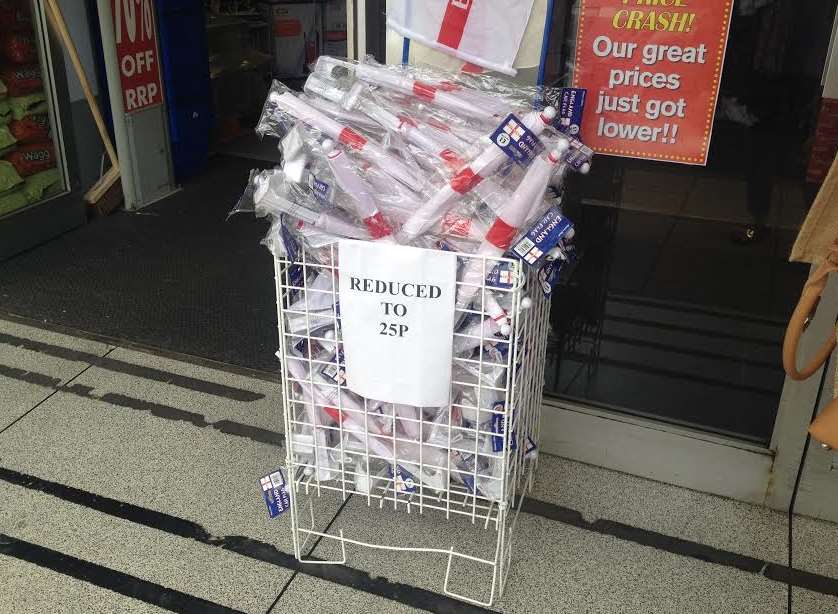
111 0 163 114
572 0 734 165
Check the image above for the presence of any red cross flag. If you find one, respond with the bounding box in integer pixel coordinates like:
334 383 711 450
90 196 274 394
387 0 536 76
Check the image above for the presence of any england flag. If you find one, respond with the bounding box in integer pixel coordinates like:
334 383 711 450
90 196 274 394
387 0 536 76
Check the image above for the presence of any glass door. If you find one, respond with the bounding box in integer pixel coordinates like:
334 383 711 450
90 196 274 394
541 0 838 509
0 0 80 260
363 0 836 509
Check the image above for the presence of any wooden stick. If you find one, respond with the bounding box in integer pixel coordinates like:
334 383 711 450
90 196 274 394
84 164 120 204
44 0 119 170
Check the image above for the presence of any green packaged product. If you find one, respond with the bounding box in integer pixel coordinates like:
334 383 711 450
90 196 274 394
0 159 23 194
0 124 17 157
0 187 27 217
22 167 60 202
0 99 11 125
10 91 46 120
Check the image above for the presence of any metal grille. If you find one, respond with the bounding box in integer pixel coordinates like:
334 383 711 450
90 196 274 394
273 242 550 606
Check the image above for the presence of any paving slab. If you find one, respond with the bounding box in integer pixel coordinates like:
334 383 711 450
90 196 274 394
273 574 424 614
308 495 838 614
0 482 292 612
90 347 283 433
3 326 838 612
0 318 111 430
0 555 169 614
0 353 340 553
532 455 838 582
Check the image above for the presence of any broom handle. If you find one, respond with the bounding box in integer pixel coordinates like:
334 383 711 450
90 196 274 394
44 0 119 170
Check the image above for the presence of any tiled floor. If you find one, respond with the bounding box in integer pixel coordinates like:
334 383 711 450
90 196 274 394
1 317 837 613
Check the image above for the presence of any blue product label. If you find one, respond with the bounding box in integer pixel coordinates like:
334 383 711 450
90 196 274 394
565 138 594 172
491 409 505 453
259 468 290 519
334 301 342 333
524 435 537 459
484 336 509 363
491 114 543 166
512 207 574 268
320 350 346 385
556 88 587 136
310 175 332 206
537 260 561 298
280 219 304 287
491 404 517 453
388 464 417 493
485 262 514 289
293 336 309 356
538 239 577 296
451 450 478 493
461 473 475 493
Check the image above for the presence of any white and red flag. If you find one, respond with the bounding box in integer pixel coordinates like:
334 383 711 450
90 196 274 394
387 0 536 76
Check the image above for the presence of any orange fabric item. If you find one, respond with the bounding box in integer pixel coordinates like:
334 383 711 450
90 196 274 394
810 396 838 449
782 244 838 381
792 153 838 264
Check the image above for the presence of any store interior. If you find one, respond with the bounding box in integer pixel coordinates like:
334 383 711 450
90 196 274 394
187 0 350 168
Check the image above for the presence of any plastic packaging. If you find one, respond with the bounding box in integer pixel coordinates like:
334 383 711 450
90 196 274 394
238 56 589 502
395 107 558 242
315 56 503 124
252 171 371 240
455 146 567 314
258 83 423 192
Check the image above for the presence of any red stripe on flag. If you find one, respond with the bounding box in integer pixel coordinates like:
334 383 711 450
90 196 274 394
338 127 367 150
439 148 465 169
363 211 393 239
322 407 343 423
413 82 437 101
437 0 473 50
460 62 485 74
485 217 518 250
438 80 462 92
450 167 483 194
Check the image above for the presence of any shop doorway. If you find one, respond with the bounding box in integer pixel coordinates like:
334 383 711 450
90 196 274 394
541 0 838 514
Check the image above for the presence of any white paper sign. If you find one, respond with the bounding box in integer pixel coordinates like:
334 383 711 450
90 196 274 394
338 240 457 406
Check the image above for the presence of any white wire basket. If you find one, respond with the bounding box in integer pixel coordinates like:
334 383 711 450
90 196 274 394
273 242 550 607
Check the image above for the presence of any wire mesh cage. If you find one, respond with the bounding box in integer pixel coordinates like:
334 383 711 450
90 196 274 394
273 241 551 607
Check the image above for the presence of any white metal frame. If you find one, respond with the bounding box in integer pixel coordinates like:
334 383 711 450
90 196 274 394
273 243 550 607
